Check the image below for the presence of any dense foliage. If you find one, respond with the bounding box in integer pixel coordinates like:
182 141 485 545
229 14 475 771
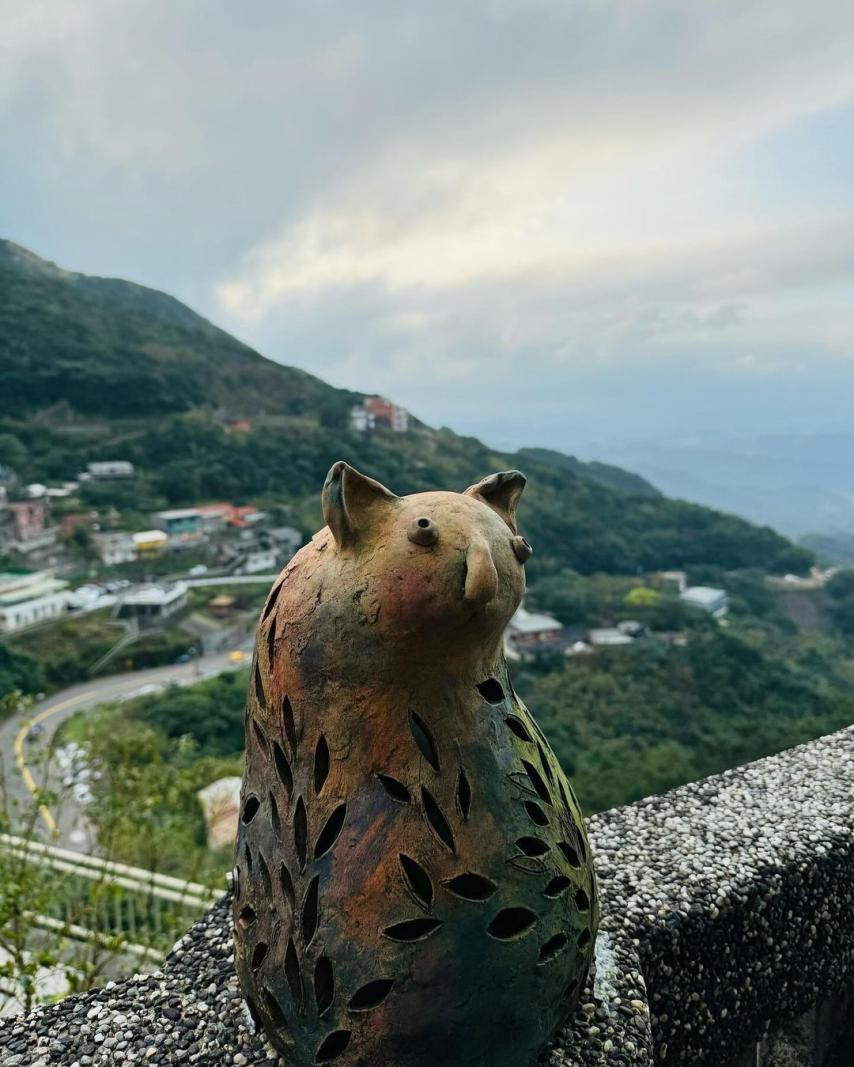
130 669 248 757
514 623 854 812
2 617 193 694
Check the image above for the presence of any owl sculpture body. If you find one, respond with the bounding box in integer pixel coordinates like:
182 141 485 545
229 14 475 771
233 462 598 1067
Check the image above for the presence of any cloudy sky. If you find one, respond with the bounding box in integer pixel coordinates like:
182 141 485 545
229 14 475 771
2 0 854 455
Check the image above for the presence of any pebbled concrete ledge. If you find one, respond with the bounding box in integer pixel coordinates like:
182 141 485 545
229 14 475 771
1 726 852 1066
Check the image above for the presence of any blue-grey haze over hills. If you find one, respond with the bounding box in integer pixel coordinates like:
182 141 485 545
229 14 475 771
2 1 853 538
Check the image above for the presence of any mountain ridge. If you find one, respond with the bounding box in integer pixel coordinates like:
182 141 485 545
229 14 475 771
0 239 811 576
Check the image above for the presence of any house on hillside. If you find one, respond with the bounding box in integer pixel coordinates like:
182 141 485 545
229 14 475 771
350 396 409 433
86 461 134 480
349 405 375 433
0 570 70 633
132 529 169 557
365 396 409 432
505 605 564 659
152 508 206 545
680 585 728 618
118 581 188 623
5 498 57 555
93 531 137 566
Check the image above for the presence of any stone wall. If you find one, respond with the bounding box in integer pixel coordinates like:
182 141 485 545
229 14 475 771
1 725 851 1066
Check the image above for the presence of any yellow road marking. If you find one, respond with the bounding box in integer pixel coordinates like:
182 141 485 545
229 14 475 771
14 691 96 836
13 661 223 837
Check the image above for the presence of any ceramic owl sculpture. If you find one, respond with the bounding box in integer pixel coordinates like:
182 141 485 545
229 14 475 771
233 462 598 1067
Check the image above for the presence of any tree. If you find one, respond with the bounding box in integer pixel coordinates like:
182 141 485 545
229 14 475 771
624 587 661 608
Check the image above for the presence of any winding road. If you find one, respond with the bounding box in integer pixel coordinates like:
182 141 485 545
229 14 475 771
0 646 252 851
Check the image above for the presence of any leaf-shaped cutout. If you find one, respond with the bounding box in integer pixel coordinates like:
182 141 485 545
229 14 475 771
285 938 303 1010
487 907 537 941
537 743 555 784
348 978 395 1012
258 851 272 898
382 917 443 942
294 796 308 871
315 1030 351 1063
442 872 497 902
254 663 266 708
262 581 282 621
266 616 277 665
558 778 571 811
269 791 281 839
409 711 440 772
577 927 592 949
244 843 253 874
399 854 433 910
378 774 411 803
314 803 346 859
251 941 269 970
245 995 262 1031
252 718 270 757
273 741 293 798
263 986 288 1030
314 956 334 1016
280 861 295 912
421 787 455 852
537 932 568 965
516 836 550 857
314 734 330 795
302 875 320 945
456 768 471 821
520 759 551 804
543 875 572 898
282 695 297 753
506 771 540 800
237 905 256 930
558 840 581 868
524 801 549 827
508 855 548 875
575 886 590 911
476 678 505 705
505 716 533 743
242 796 260 824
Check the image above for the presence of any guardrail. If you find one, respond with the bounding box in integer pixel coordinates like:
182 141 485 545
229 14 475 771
0 833 219 956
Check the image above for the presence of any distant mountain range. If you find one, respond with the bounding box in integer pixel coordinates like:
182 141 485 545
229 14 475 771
587 434 854 543
0 239 810 576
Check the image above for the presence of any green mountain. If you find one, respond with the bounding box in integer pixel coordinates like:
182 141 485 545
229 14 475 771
0 239 811 576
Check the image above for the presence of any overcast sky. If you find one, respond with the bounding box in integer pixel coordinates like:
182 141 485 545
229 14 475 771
2 1 854 455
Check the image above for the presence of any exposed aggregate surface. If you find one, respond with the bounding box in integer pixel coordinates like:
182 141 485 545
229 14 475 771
2 725 851 1066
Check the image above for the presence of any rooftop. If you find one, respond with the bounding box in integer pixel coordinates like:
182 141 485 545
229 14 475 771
508 605 563 634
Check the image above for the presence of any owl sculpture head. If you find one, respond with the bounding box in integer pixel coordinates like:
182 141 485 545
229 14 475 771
320 461 530 658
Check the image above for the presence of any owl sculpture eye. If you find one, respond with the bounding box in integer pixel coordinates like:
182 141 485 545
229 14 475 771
408 517 438 546
511 535 533 563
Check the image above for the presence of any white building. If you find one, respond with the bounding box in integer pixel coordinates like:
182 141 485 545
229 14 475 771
92 531 138 566
0 571 70 634
86 461 134 480
118 581 188 622
241 548 278 575
680 586 728 618
349 405 375 433
588 627 634 647
505 605 563 658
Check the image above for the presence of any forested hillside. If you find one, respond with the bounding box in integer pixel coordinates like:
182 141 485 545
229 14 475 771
0 239 810 577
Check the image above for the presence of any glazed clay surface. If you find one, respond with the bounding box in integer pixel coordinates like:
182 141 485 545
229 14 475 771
233 463 598 1067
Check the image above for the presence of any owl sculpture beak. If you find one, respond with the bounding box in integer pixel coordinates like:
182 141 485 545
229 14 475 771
464 541 499 606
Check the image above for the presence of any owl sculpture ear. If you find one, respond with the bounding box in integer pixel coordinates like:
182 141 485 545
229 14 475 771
322 461 398 549
464 470 527 533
